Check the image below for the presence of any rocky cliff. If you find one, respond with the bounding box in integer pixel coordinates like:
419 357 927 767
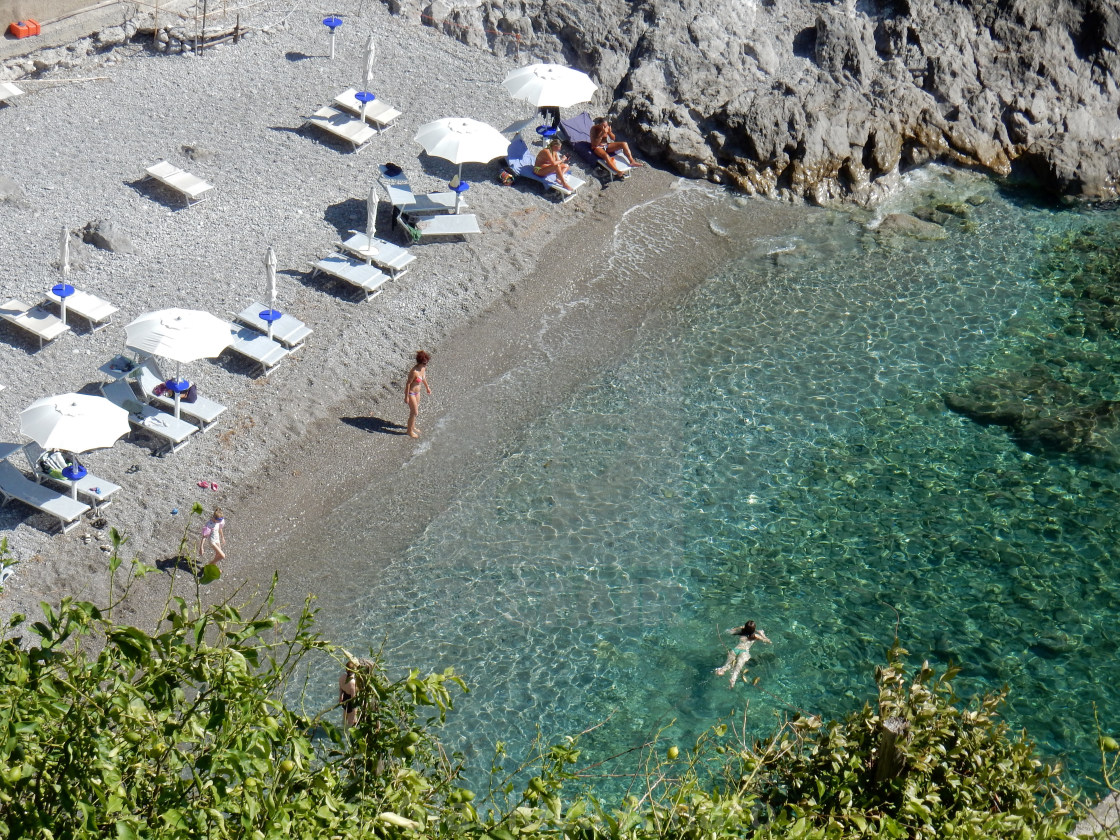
384 0 1120 205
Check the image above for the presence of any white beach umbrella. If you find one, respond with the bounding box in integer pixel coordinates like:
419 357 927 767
125 308 231 417
502 63 597 108
366 186 378 242
266 246 278 311
414 118 511 180
59 225 70 277
364 33 376 87
20 393 129 453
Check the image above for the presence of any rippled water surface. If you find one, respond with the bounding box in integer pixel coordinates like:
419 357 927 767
317 169 1120 793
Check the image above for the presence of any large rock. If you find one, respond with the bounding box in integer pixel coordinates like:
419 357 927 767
81 219 136 254
383 0 1120 204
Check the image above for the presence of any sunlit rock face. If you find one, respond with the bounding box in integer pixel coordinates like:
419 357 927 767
385 0 1120 205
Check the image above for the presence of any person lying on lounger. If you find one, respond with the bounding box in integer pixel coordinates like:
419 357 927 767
590 117 644 175
534 139 574 190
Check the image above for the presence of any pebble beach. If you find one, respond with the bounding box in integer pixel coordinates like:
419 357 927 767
0 1 799 630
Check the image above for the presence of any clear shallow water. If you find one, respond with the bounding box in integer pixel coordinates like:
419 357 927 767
320 169 1120 794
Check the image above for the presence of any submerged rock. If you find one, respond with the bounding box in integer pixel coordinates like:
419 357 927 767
876 213 947 240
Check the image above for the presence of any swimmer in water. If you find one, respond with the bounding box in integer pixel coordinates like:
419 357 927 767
714 619 771 687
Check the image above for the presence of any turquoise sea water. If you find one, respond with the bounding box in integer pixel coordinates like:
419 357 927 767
320 169 1120 794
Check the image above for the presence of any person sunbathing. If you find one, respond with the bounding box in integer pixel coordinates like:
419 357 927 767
590 117 644 175
534 139 573 190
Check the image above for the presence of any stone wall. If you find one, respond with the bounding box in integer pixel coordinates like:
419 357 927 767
2 0 94 28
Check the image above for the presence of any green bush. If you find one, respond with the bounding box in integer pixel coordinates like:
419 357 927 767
0 531 1097 840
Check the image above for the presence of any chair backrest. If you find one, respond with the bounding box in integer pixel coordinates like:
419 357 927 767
133 360 164 397
506 137 535 172
22 441 44 474
559 112 594 144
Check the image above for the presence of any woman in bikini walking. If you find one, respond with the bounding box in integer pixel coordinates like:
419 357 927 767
405 350 432 439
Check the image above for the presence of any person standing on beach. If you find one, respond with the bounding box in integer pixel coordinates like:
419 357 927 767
405 350 432 439
714 619 771 688
198 507 226 566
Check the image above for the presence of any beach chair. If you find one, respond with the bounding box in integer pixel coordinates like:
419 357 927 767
336 231 417 278
384 182 463 215
226 324 289 374
144 160 214 207
0 460 89 533
234 302 312 350
0 298 69 349
45 287 118 332
311 254 392 300
305 106 377 152
101 379 196 455
333 88 402 132
396 212 481 244
0 81 25 106
22 441 121 511
505 137 585 202
133 360 228 429
559 112 633 180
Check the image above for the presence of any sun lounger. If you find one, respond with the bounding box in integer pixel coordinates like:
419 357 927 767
311 254 393 300
101 379 196 455
45 287 118 331
227 324 289 374
22 442 121 511
384 182 463 215
305 106 377 152
0 298 69 349
0 82 25 106
234 302 312 350
560 112 633 180
336 231 417 277
133 360 228 428
0 460 89 532
144 160 214 207
397 212 481 243
505 137 585 202
333 88 402 131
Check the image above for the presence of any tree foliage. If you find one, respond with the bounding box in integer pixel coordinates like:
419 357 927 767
0 532 1101 840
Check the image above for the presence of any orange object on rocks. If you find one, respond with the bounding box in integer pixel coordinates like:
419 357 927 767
8 19 40 38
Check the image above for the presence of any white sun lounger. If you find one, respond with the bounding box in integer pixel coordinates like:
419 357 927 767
333 88 402 131
22 442 121 511
385 182 463 215
336 232 417 278
133 361 228 429
311 254 392 300
234 302 312 350
305 106 377 152
101 379 196 455
0 460 89 532
45 287 118 332
227 324 289 374
0 82 25 106
505 137 585 203
144 160 214 207
1 298 69 349
397 212 481 243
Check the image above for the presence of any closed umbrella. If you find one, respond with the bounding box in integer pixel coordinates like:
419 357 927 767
360 34 376 122
59 226 70 278
125 308 231 418
266 246 278 311
502 63 597 108
263 246 279 340
414 117 510 181
366 186 378 242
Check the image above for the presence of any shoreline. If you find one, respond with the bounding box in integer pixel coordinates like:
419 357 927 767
0 4 814 632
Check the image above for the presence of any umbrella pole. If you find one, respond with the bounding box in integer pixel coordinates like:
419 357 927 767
60 300 68 325
175 391 182 420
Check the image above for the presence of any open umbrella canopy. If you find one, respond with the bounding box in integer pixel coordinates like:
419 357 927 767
20 393 129 452
125 308 231 365
414 118 510 178
502 63 597 108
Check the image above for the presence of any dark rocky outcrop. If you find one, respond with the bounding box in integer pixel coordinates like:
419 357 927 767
384 0 1120 205
81 219 136 254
